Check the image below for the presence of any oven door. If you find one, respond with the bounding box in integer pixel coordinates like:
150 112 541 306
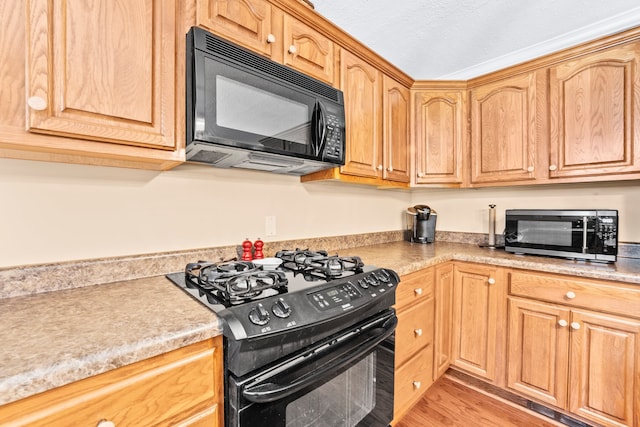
227 310 397 427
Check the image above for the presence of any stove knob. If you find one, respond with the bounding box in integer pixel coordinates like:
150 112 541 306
249 303 270 326
272 298 292 318
366 275 379 287
358 278 369 289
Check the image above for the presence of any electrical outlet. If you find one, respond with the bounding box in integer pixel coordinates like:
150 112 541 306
265 216 277 236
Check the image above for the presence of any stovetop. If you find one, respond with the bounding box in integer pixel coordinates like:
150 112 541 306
165 249 399 341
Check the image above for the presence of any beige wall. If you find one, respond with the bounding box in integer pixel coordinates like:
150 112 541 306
1 158 638 268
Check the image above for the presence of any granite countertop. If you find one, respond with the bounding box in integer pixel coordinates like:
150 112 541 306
1 240 639 407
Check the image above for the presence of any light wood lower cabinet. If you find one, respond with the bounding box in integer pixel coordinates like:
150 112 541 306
433 262 454 380
507 270 640 427
393 268 435 422
0 337 224 427
451 263 506 385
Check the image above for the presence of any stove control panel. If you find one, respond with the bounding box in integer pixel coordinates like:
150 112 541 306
308 282 362 311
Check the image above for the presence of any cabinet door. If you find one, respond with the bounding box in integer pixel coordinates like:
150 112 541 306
452 263 504 383
470 71 542 184
549 42 640 179
197 0 275 57
507 298 570 408
339 50 381 178
26 0 175 149
569 309 640 427
382 75 411 183
414 90 465 184
282 15 335 85
433 263 454 380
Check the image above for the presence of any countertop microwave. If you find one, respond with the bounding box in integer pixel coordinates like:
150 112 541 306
185 27 346 176
504 209 618 262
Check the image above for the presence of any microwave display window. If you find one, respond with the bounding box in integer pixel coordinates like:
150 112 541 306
519 220 573 246
216 75 310 146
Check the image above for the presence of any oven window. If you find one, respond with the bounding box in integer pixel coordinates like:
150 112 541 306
285 353 377 426
216 75 310 146
519 220 572 246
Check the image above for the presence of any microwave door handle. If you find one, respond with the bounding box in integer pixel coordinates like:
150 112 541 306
241 314 397 404
582 216 588 253
312 101 327 157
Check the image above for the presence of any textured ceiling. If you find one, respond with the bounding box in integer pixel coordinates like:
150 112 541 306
312 0 640 79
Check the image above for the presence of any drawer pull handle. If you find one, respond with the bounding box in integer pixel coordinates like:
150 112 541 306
558 319 568 327
414 288 423 296
413 381 421 390
565 291 576 299
487 278 495 285
97 420 115 427
570 322 581 330
414 328 423 337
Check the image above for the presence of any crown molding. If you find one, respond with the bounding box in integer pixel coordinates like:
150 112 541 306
438 6 640 80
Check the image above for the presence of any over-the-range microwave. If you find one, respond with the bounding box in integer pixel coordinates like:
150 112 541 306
185 26 346 176
504 209 618 262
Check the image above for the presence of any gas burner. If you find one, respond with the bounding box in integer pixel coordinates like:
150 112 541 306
275 249 364 278
185 261 288 305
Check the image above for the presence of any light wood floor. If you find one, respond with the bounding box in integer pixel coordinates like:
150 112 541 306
395 375 563 427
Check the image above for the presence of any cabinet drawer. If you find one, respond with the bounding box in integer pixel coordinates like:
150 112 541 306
396 268 434 310
509 270 640 318
396 297 434 366
394 345 433 419
0 339 222 426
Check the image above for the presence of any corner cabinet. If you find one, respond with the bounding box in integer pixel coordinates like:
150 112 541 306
451 263 506 385
548 41 640 181
0 0 183 170
468 71 545 186
0 338 224 426
507 270 640 427
412 86 466 185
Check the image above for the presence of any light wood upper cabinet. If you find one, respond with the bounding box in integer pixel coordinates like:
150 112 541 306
452 263 506 385
282 15 335 85
0 0 183 170
548 42 640 180
339 50 382 179
413 88 465 185
197 0 336 84
197 0 275 58
26 0 175 149
469 71 544 185
382 75 411 183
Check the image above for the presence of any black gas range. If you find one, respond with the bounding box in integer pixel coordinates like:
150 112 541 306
166 249 399 427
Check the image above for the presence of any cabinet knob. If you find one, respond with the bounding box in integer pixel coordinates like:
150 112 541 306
558 319 568 327
288 45 297 54
570 322 581 330
414 328 423 337
387 166 393 172
414 288 423 296
565 291 576 300
97 420 115 427
27 96 47 111
549 164 558 171
527 166 534 172
377 164 383 170
266 34 276 44
487 277 496 285
413 381 421 390
417 172 425 178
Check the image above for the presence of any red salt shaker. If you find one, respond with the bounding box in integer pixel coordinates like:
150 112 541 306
253 238 264 259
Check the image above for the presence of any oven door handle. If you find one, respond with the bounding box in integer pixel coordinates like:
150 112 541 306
242 314 397 404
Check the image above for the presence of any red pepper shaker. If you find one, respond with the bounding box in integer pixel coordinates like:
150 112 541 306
241 238 253 261
253 238 264 259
